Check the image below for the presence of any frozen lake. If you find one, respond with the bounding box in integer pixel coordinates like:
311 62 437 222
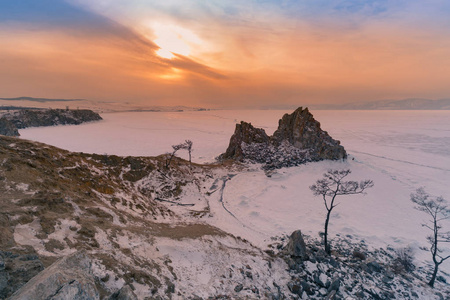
20 109 450 194
19 109 450 274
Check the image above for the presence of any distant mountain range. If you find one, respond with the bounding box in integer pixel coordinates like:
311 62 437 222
0 96 84 102
1 96 450 110
310 98 450 110
0 97 209 112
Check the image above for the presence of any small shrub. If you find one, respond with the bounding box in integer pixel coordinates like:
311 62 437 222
391 246 415 274
352 250 366 260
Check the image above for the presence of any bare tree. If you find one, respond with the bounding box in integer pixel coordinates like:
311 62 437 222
411 188 450 287
310 169 374 255
165 143 185 168
165 140 194 168
184 140 193 163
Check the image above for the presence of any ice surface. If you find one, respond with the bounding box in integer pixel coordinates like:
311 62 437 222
19 110 450 273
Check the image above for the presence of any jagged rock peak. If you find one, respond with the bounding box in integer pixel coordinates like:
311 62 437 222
272 107 347 160
221 121 269 160
220 107 346 168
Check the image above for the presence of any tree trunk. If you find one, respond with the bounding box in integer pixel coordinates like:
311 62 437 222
166 154 174 168
324 209 332 255
428 262 439 287
428 218 439 288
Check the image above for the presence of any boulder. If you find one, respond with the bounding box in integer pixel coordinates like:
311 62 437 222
9 251 99 300
109 285 138 300
284 230 308 260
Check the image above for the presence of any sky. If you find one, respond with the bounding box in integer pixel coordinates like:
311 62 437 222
0 0 450 108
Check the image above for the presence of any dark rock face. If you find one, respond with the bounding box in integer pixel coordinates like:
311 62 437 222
220 107 346 168
0 251 44 299
284 230 308 260
109 285 138 300
0 118 20 136
221 121 270 160
9 251 99 300
8 109 102 129
272 107 346 161
0 109 102 136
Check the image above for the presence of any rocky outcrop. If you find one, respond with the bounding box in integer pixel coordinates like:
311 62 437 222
272 107 346 160
9 251 99 300
0 251 44 299
109 285 138 300
0 118 19 136
220 107 346 168
221 121 270 160
0 108 102 136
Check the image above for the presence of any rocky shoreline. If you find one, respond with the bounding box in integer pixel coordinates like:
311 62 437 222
0 108 102 136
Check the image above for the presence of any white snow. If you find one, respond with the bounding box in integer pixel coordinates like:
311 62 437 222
19 109 450 275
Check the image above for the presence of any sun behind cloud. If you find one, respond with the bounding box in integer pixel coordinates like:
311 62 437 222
151 22 201 59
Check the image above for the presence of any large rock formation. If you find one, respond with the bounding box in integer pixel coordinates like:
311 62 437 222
272 107 346 160
0 108 102 136
220 107 346 168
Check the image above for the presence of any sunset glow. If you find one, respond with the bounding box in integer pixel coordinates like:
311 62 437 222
1 0 450 108
152 22 200 59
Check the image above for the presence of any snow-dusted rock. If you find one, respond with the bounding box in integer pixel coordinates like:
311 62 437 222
272 107 346 160
220 120 270 160
219 107 346 168
9 251 99 300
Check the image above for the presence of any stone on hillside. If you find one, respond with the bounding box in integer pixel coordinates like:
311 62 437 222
9 251 99 300
284 230 308 260
109 285 138 300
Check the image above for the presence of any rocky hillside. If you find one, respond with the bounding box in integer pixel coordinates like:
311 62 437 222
0 109 102 136
0 136 448 299
220 107 346 169
0 136 290 299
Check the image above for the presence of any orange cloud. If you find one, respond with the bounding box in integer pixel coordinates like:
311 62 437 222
1 0 450 108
